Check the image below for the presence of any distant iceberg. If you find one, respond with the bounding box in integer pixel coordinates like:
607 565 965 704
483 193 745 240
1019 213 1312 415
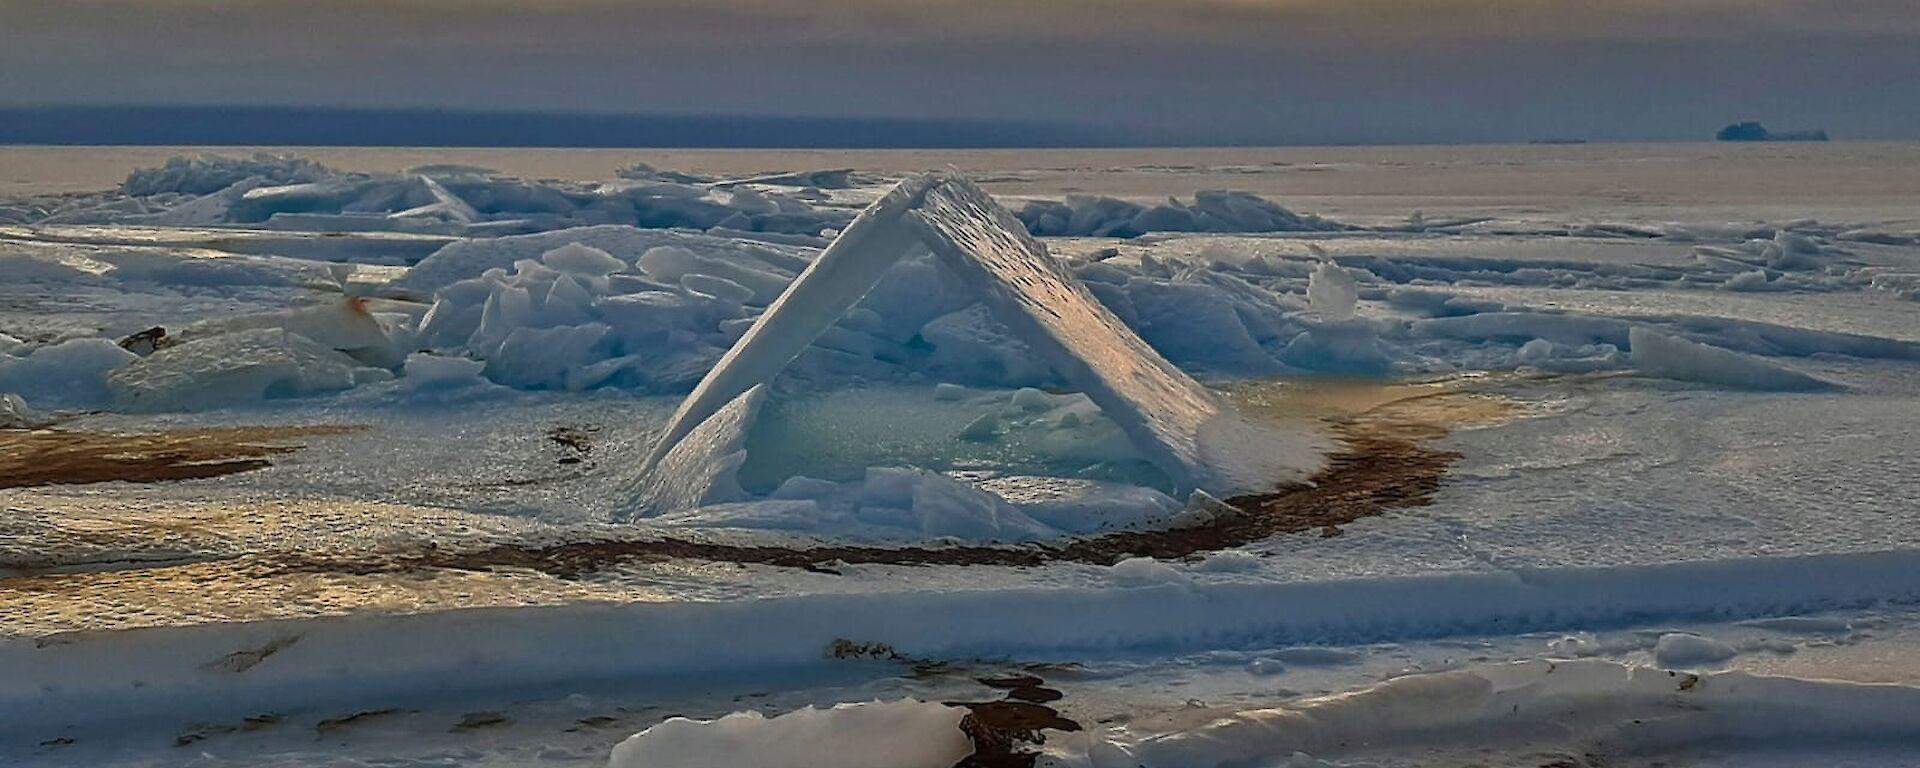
1716 121 1828 142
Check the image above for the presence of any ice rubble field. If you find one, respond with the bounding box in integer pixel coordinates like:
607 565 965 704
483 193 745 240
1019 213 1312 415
4 149 1920 766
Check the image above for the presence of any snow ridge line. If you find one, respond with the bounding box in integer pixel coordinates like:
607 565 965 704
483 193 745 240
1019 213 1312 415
4 548 1919 734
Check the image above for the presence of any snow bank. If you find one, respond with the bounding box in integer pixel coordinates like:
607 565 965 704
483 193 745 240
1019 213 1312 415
1628 327 1831 391
607 700 971 768
9 549 1919 738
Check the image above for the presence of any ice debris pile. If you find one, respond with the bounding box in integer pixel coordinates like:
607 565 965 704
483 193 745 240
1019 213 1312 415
1016 190 1347 238
1 153 1350 241
0 216 1900 419
5 153 863 236
0 302 400 413
399 221 1390 403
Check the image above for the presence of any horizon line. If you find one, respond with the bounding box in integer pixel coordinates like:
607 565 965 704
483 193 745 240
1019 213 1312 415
0 104 1858 149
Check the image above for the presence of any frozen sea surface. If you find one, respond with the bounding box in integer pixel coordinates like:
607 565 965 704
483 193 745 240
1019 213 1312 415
2 143 1918 767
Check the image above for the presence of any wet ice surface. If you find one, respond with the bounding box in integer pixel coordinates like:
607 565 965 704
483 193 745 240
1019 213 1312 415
3 145 1920 766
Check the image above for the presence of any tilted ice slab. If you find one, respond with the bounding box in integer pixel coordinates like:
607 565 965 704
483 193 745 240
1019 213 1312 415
907 179 1324 496
630 173 1324 515
1628 326 1834 391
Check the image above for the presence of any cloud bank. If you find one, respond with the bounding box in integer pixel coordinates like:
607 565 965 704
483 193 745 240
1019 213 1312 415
4 0 1916 144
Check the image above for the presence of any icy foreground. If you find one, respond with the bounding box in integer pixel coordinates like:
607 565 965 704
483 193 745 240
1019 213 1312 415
603 660 1920 768
4 149 1920 766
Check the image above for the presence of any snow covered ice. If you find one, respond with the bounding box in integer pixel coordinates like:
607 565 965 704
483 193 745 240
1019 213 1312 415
5 145 1920 768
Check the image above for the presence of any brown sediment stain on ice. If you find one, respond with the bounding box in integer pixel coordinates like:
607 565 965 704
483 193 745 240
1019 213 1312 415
315 708 409 737
0 553 669 637
0 379 1514 635
825 640 1083 768
270 378 1509 576
203 634 300 673
952 698 1081 768
0 424 361 489
949 670 1083 768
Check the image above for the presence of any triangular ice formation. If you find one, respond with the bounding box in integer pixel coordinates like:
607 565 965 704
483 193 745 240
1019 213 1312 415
627 173 1321 517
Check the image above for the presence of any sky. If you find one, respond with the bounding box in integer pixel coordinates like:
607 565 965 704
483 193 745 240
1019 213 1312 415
3 0 1918 145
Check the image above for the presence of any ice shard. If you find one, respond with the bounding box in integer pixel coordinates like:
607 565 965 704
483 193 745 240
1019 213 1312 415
627 173 1322 517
